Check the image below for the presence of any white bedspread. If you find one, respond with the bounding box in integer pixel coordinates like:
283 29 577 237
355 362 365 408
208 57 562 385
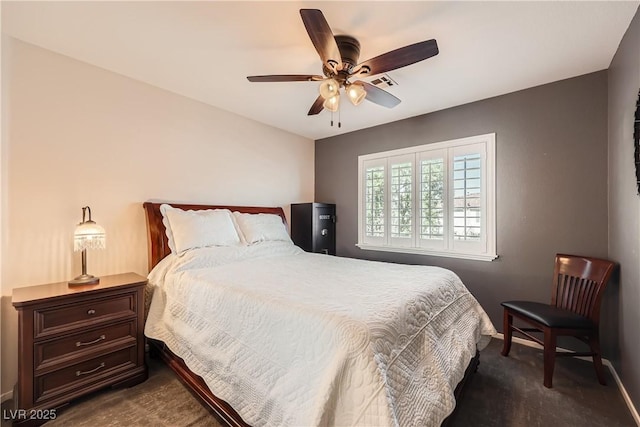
145 242 496 427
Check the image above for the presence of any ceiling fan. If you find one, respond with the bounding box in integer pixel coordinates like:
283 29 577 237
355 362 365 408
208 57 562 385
247 9 439 122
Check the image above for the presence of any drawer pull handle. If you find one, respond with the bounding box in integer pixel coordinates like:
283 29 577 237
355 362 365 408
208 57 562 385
76 362 106 377
87 309 96 315
76 335 106 347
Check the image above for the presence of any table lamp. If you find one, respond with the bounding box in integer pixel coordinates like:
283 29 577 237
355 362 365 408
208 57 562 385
69 206 105 285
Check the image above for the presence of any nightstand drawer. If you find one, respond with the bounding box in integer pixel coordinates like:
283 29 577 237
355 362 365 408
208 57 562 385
35 346 137 404
34 292 137 339
35 321 137 372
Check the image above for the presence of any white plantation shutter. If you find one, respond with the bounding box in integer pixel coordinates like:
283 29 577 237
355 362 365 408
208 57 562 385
389 154 414 247
358 134 496 261
418 149 447 251
362 159 385 246
450 143 486 254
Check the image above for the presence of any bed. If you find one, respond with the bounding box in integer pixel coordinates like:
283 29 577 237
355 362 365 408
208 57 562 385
142 202 496 427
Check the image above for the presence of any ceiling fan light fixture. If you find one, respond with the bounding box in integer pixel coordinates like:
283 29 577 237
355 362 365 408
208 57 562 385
323 93 340 112
346 83 366 106
319 79 339 99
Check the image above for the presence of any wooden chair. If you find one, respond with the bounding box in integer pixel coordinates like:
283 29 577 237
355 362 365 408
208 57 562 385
501 253 616 388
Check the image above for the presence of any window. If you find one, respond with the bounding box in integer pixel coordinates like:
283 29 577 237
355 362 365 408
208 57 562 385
357 133 497 261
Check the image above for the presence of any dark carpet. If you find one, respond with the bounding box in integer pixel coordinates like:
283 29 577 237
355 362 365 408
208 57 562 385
450 339 635 427
43 359 220 427
2 339 635 426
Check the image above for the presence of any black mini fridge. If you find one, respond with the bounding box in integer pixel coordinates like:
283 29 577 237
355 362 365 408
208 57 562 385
290 203 336 255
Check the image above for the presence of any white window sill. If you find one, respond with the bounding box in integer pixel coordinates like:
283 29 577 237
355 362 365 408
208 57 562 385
356 244 499 262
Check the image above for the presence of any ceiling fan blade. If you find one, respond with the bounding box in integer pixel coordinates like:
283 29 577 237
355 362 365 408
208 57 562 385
354 39 439 77
300 9 342 72
247 75 323 82
308 95 325 115
358 81 401 108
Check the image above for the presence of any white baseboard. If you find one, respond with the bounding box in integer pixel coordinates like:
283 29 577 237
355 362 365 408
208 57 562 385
493 333 640 426
602 358 640 426
1 389 13 403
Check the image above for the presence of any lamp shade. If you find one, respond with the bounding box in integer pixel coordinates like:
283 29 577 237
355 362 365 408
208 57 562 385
319 79 339 99
346 83 366 106
323 93 340 112
73 221 106 251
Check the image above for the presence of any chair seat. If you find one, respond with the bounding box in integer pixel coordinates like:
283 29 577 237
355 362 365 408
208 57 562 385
501 301 593 329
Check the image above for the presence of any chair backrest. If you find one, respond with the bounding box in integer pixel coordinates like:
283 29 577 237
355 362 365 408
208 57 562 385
551 253 616 323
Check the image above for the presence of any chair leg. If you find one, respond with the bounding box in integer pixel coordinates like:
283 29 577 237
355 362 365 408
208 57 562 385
501 309 513 357
589 331 607 385
543 328 557 388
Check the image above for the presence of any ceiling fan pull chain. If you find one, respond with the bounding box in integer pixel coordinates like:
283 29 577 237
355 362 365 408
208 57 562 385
338 103 342 128
331 110 334 127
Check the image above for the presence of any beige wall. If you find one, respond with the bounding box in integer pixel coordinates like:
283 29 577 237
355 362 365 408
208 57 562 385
0 37 314 396
0 22 7 402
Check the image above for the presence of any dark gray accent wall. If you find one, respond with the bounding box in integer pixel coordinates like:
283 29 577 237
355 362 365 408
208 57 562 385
316 71 610 352
608 6 640 413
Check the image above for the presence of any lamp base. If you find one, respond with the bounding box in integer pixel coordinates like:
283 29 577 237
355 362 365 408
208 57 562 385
69 274 100 286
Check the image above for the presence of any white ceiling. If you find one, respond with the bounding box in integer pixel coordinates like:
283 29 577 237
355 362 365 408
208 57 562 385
3 1 639 140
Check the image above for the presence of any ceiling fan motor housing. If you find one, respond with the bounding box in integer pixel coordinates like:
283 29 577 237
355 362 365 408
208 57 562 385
334 35 361 74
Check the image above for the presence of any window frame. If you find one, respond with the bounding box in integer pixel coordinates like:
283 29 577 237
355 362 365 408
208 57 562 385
357 133 497 262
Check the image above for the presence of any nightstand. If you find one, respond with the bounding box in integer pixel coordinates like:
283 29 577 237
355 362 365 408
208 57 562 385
11 273 148 425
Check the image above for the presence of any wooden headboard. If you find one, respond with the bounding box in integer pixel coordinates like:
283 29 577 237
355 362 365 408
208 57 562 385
143 202 287 271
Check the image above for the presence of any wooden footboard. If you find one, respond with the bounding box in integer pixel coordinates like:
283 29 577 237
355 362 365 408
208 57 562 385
149 338 479 427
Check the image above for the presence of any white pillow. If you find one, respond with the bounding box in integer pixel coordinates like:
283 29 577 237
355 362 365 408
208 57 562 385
160 204 241 253
233 212 292 245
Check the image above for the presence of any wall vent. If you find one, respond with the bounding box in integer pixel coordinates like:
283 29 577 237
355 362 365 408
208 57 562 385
368 74 398 88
